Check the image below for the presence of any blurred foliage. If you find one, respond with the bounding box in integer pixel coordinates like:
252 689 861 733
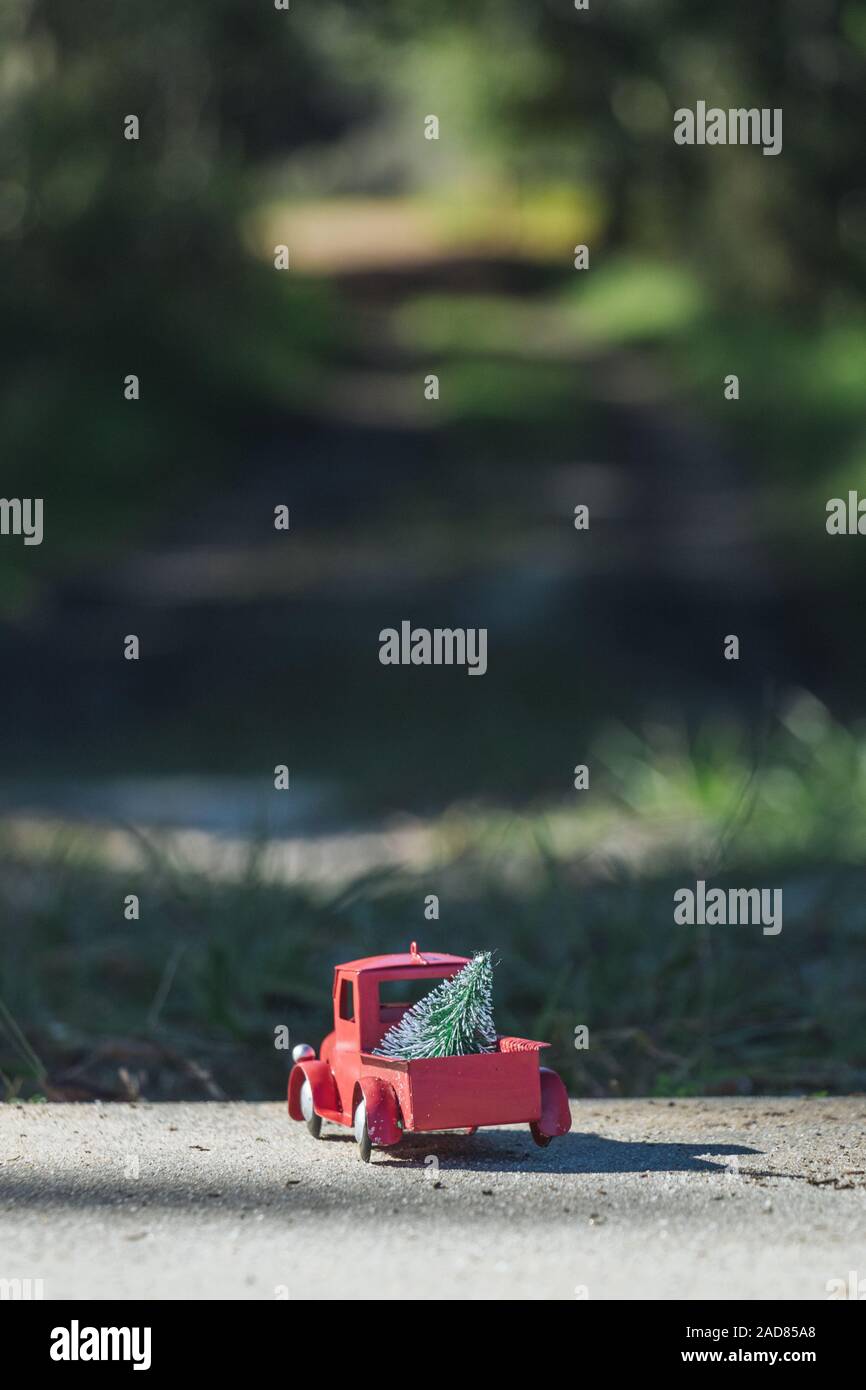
2 693 866 1100
0 0 350 596
2 0 864 488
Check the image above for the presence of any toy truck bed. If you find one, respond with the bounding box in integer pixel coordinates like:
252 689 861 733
360 1039 545 1131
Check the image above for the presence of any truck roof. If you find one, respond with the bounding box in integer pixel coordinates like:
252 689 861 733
336 950 469 975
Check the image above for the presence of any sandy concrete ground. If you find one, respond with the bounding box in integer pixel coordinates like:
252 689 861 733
2 1098 865 1300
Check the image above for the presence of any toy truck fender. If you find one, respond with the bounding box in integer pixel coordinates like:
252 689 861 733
357 1074 402 1147
288 1059 338 1122
536 1066 572 1138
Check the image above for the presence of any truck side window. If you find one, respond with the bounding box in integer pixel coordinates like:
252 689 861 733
338 979 355 1022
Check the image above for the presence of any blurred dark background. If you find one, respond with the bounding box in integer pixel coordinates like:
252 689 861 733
1 0 866 1103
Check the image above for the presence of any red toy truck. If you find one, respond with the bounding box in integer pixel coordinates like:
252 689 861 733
287 944 572 1161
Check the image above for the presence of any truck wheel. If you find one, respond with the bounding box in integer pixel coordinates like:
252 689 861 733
354 1097 372 1163
300 1078 322 1139
530 1121 552 1148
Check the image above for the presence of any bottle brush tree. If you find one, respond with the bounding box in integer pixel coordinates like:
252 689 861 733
375 952 497 1060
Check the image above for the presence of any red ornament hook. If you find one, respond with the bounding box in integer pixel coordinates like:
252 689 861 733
409 941 428 964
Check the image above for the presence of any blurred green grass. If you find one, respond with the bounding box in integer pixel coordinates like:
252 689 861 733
3 692 865 1103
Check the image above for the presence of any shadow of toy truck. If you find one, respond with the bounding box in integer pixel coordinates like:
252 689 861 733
288 946 572 1161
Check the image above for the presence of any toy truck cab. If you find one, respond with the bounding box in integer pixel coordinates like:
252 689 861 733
288 944 571 1162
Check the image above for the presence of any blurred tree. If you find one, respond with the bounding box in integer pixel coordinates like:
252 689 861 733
0 0 864 613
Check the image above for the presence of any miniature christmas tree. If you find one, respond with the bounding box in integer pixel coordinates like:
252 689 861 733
374 952 497 1060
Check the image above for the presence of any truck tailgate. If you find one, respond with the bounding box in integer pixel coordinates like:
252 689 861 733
406 1049 542 1130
